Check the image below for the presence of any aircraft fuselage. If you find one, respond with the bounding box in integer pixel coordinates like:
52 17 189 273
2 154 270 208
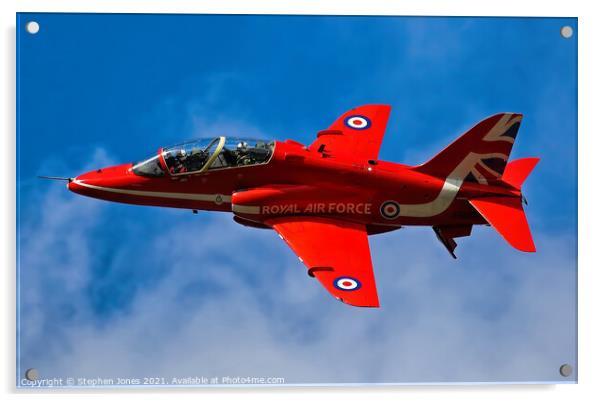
68 139 518 232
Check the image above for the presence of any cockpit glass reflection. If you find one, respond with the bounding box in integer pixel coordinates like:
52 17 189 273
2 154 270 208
131 137 275 178
131 155 165 177
162 137 274 176
209 138 273 170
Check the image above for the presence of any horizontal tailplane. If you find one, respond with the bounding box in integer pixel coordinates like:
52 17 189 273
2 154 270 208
468 196 535 252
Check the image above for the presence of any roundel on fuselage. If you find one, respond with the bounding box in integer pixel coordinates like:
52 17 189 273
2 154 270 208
380 201 400 220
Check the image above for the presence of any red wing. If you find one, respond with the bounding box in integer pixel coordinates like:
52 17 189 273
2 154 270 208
265 216 379 307
309 104 391 162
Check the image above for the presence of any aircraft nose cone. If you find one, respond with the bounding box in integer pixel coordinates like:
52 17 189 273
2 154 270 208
68 163 134 199
67 178 77 192
68 171 99 196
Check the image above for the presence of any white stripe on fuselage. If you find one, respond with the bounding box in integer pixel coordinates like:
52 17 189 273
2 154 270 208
72 179 231 203
231 204 261 214
393 152 508 218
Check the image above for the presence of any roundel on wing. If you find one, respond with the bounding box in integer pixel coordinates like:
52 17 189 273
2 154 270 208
380 201 400 220
344 115 371 130
333 276 362 291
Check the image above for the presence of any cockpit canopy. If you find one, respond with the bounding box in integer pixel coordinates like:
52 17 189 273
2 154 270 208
132 137 275 178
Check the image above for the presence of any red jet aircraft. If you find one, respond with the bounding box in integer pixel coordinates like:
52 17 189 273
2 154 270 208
47 105 539 307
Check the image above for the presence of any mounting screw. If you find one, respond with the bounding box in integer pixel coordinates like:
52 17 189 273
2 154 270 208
560 26 573 39
25 368 39 381
26 21 40 34
559 364 573 377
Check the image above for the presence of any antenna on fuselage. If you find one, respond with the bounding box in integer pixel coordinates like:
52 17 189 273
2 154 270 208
38 176 73 182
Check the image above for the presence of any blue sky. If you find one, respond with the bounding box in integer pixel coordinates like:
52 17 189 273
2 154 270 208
17 14 577 385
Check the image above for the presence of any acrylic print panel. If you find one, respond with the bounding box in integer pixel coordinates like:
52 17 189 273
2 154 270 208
16 13 577 387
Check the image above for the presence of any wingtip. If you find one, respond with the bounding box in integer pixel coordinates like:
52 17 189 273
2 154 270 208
516 242 537 253
337 296 380 308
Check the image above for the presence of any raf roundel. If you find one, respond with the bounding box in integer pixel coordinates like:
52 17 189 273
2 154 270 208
344 115 371 130
333 276 362 291
380 201 400 220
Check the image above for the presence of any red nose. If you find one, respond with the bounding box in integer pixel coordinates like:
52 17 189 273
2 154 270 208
68 163 134 199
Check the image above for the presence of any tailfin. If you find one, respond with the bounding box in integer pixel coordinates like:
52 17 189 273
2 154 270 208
413 113 523 184
468 197 535 252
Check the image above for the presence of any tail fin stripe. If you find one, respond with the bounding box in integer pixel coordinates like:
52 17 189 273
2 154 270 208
453 152 508 180
480 157 507 176
412 113 523 181
470 167 489 184
465 172 479 183
500 122 520 140
483 114 522 143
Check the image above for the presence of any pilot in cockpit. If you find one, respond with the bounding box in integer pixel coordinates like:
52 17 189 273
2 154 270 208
235 141 251 165
222 142 248 167
173 149 188 173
